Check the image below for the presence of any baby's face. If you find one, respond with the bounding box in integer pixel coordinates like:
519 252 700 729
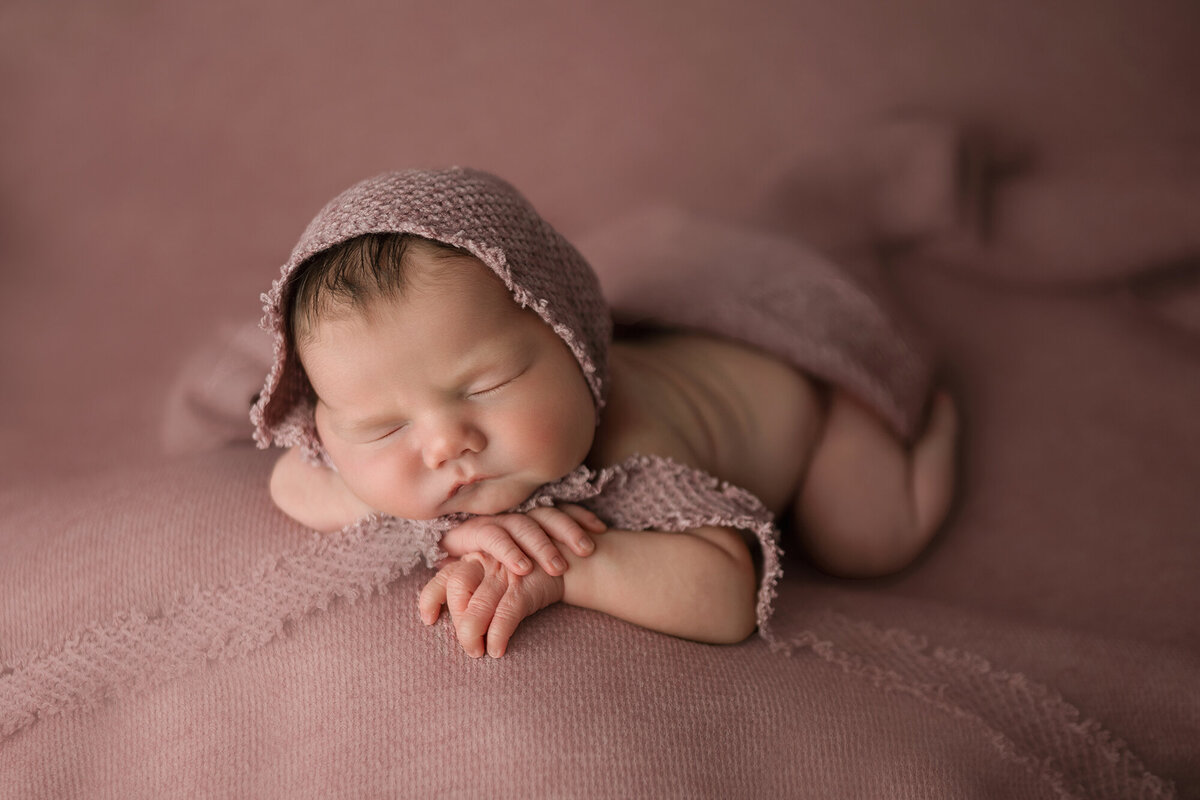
298 248 597 520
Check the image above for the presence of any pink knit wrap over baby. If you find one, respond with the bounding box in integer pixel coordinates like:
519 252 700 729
249 168 935 640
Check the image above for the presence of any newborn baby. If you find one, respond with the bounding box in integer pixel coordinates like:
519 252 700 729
257 169 958 658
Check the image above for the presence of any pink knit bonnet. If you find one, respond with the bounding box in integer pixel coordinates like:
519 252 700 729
251 167 611 458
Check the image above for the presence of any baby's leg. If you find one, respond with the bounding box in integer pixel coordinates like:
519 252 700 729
794 390 958 578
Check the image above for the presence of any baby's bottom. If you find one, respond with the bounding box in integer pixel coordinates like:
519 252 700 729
793 389 959 578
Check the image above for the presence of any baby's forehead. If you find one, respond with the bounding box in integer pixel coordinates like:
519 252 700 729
314 253 538 341
407 246 509 293
398 250 529 320
314 244 506 311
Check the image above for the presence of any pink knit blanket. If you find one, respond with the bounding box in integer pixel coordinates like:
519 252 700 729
9 196 1174 798
1 449 1174 798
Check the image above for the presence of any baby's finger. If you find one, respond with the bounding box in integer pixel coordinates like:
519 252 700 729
460 571 508 657
442 523 532 575
560 504 607 534
444 561 494 658
485 593 527 659
496 513 570 576
527 506 596 559
418 570 449 625
445 560 484 617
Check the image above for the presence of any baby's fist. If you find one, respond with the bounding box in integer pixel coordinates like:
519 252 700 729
419 553 565 658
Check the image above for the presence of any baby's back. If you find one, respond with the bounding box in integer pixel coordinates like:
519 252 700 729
590 331 825 515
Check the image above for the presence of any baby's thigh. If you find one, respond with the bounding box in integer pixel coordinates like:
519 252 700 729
732 365 826 515
789 389 924 576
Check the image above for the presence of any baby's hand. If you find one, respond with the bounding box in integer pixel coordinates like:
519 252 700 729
439 504 604 577
270 447 376 532
418 553 564 658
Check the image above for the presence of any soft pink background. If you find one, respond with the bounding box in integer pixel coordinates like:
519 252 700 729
2 0 1197 484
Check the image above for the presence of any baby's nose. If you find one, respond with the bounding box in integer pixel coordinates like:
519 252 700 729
421 420 484 469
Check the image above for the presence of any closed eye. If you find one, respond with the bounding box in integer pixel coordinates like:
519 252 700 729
370 423 408 442
468 371 522 398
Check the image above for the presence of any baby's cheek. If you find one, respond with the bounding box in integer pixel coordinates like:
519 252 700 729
512 402 562 447
340 452 410 512
328 454 371 497
518 398 589 468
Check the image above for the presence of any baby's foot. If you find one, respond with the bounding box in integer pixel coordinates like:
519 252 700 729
911 391 960 542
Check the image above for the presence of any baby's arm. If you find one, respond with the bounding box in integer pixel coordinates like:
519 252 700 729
558 525 758 644
420 524 759 656
269 447 375 532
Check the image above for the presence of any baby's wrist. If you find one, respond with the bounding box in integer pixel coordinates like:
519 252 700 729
558 541 600 609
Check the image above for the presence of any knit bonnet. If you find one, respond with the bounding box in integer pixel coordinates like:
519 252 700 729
251 167 611 458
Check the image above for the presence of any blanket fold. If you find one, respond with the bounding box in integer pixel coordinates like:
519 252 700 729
581 205 934 442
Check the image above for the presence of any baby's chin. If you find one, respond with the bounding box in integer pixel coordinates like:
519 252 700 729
452 478 541 517
376 483 523 521
388 471 573 520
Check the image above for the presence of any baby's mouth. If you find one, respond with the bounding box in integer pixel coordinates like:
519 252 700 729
446 475 489 502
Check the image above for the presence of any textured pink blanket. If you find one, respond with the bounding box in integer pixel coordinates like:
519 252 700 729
0 453 1174 798
0 169 1183 798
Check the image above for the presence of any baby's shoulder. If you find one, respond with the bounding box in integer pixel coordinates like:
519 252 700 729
587 337 703 471
589 331 823 514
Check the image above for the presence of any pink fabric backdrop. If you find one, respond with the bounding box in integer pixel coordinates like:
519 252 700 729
2 0 1196 485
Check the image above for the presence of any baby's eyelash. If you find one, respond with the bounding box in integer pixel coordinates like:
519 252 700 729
373 424 408 442
469 373 521 398
469 381 508 398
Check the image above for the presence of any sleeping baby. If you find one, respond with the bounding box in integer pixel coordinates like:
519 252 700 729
254 168 958 658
